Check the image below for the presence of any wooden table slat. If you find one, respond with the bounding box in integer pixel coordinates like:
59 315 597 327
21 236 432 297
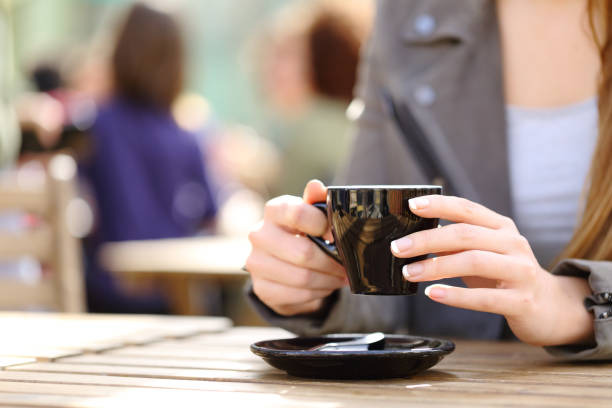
59 354 268 372
0 357 35 369
107 345 256 361
0 348 82 362
0 390 364 408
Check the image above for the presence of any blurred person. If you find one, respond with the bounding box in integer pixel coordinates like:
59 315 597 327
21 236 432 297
15 62 98 163
15 64 65 155
246 0 612 361
81 3 218 313
256 0 373 196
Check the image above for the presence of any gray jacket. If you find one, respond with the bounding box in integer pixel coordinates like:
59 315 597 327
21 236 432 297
248 0 612 359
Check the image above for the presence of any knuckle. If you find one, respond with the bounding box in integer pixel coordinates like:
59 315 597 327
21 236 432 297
416 230 431 250
293 268 314 287
292 240 316 266
247 220 266 244
425 257 436 276
518 259 537 280
478 294 495 311
295 289 317 304
454 223 476 241
247 228 260 245
244 252 260 276
460 198 478 217
263 197 281 216
514 234 530 250
264 196 295 222
500 216 516 230
287 204 306 230
467 251 484 271
251 278 273 304
244 255 255 275
517 292 536 314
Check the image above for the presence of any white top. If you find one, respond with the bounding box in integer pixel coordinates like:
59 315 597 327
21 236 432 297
506 98 598 266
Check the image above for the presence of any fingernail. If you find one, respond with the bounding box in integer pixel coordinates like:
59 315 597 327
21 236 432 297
391 238 413 254
424 284 452 299
402 263 423 279
409 197 430 211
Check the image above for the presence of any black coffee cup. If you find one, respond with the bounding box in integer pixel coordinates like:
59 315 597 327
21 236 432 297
308 185 442 295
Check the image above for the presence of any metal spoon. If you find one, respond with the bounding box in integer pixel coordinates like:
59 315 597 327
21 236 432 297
309 332 385 352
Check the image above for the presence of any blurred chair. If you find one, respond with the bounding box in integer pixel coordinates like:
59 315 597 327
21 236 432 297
0 154 85 312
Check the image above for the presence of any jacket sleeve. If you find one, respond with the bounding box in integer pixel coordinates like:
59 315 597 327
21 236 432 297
545 259 612 360
246 286 409 336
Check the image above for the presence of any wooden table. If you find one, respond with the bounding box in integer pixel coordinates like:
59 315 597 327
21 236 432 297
99 236 250 315
1 312 612 407
99 237 250 277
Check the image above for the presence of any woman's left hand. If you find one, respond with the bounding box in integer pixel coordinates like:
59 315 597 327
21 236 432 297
390 195 594 347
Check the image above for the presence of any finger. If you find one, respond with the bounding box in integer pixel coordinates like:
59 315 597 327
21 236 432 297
302 179 327 204
424 284 524 317
264 195 329 236
402 250 529 283
391 223 528 258
246 249 347 290
249 222 346 279
408 195 516 231
251 278 334 310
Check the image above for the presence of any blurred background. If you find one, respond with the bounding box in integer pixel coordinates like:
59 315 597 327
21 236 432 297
0 0 373 323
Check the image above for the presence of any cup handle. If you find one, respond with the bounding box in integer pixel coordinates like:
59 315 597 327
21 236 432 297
306 202 342 264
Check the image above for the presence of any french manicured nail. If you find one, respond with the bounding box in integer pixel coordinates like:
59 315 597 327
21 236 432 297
409 197 430 210
391 238 413 254
402 263 423 279
424 284 452 299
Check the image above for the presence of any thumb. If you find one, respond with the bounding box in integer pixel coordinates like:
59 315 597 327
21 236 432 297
303 179 334 242
302 179 327 204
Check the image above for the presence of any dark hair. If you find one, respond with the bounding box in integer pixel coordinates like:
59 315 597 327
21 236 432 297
112 3 184 109
307 10 362 102
31 64 63 92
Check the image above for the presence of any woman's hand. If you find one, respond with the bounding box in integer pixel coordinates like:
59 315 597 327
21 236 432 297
390 195 594 347
246 180 348 316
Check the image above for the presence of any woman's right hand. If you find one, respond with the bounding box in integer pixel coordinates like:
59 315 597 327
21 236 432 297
246 180 348 316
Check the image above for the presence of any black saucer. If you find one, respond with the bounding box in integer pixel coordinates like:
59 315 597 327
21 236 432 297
250 333 454 379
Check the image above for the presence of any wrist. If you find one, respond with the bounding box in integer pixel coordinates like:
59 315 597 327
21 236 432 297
548 275 594 346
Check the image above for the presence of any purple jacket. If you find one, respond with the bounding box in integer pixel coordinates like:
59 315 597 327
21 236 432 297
85 97 217 243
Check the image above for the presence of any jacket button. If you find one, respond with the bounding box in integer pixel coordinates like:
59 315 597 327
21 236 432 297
414 85 436 106
414 14 436 37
